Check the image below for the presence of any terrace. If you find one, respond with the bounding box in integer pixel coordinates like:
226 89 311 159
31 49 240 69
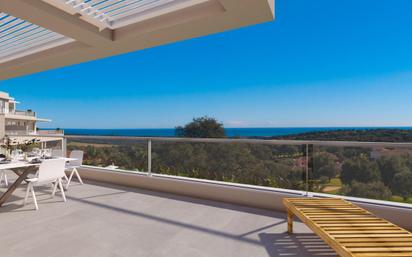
1 1 412 256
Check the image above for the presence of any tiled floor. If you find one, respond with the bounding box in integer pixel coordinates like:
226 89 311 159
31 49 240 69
0 174 336 257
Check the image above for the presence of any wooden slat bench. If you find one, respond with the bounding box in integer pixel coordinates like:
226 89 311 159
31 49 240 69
283 198 412 257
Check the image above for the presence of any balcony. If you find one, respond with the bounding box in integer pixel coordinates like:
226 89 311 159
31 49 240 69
11 110 36 117
36 129 65 136
0 110 36 117
4 113 50 124
5 129 64 137
1 135 412 257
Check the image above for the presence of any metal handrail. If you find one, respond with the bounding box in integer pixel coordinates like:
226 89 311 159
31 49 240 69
36 129 65 135
12 110 36 117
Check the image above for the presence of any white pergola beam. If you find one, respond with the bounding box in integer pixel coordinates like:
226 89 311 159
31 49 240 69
0 0 274 80
0 0 113 47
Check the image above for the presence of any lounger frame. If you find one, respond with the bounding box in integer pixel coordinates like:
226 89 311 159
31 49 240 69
284 197 412 257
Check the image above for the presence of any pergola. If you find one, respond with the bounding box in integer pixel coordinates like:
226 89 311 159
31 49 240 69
0 0 274 80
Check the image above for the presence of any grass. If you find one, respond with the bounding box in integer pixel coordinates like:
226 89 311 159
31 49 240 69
320 177 342 194
329 178 342 186
390 196 412 204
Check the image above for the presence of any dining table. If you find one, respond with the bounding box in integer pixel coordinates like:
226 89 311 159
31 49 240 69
0 157 76 207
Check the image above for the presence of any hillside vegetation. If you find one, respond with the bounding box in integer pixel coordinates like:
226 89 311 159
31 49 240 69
273 129 412 142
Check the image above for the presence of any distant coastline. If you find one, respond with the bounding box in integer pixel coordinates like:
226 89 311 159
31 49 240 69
46 127 412 139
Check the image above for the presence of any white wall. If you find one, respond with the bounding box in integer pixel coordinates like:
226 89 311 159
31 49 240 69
78 166 412 231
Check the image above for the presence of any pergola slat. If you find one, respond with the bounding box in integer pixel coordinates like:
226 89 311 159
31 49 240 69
0 11 73 63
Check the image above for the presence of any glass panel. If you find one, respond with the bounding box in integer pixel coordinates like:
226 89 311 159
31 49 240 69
66 137 148 172
152 141 306 190
313 144 412 204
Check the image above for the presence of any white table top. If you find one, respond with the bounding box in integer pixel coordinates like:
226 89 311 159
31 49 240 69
0 157 77 170
0 161 36 170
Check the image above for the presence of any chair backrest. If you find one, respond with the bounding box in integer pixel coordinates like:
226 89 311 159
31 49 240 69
52 149 63 157
32 148 41 156
37 159 66 182
69 150 83 167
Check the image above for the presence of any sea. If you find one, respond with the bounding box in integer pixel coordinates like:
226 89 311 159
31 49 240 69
59 127 412 138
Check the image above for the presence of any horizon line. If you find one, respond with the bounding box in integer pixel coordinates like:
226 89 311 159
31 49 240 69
38 126 412 130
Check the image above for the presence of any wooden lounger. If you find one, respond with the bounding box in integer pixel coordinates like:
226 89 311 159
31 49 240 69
283 197 412 257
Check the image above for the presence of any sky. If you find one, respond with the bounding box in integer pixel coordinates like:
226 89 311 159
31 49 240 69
1 0 412 129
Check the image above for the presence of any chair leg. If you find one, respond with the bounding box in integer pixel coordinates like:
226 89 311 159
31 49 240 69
0 172 8 187
66 167 83 189
51 180 58 198
74 168 83 185
23 183 31 205
58 178 66 202
66 169 74 190
30 185 38 210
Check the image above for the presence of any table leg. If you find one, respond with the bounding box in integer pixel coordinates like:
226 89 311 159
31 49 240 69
0 167 36 207
12 169 24 179
287 209 294 234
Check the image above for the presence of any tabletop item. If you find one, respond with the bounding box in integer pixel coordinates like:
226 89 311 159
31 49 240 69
29 158 42 164
11 149 23 160
41 149 52 158
31 148 41 156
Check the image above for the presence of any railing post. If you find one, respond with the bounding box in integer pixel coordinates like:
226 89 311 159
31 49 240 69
305 144 314 196
305 144 309 196
148 139 152 176
62 138 67 157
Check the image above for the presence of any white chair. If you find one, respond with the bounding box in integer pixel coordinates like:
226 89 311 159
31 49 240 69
52 149 63 158
32 148 41 156
23 159 67 210
51 150 71 182
65 150 84 189
0 170 8 187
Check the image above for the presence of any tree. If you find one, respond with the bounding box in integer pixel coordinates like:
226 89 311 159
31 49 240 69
341 181 392 200
341 157 380 184
175 116 225 138
377 156 408 186
313 151 339 181
392 169 412 198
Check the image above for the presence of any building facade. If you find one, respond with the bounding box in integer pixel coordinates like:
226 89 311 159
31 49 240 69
0 91 50 139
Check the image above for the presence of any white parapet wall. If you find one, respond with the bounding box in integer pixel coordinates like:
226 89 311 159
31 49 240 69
78 166 412 231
